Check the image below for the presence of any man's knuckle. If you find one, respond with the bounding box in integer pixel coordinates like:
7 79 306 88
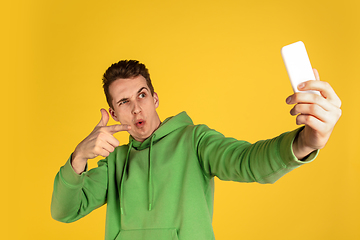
338 99 342 108
337 108 342 118
324 81 331 89
109 146 115 152
312 94 319 102
93 146 100 153
305 115 313 123
311 104 319 115
99 131 109 139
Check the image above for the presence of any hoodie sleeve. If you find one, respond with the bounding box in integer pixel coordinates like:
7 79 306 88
51 155 108 223
194 125 318 183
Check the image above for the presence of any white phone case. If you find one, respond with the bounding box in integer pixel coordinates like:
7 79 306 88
281 41 320 95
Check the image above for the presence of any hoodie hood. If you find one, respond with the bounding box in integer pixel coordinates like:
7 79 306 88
120 111 193 215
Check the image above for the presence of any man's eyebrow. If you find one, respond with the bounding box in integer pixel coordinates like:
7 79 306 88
117 97 129 105
137 87 148 93
116 87 149 104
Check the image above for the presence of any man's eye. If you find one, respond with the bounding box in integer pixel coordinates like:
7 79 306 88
119 100 128 105
139 93 146 98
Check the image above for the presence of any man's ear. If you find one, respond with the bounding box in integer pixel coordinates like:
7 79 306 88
153 92 159 108
109 108 119 122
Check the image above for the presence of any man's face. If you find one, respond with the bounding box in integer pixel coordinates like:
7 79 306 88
108 75 160 142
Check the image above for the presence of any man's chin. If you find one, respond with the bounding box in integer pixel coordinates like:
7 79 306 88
130 132 151 143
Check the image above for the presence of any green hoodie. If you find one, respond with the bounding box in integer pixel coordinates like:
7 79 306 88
51 111 317 240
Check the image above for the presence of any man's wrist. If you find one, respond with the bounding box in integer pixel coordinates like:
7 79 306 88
292 130 317 160
71 150 88 174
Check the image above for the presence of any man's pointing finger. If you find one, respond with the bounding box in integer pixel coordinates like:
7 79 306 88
107 124 131 134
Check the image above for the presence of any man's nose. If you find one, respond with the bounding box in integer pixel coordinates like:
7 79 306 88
131 101 141 114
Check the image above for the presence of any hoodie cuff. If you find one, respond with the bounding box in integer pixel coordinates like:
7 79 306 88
279 127 319 169
59 154 87 188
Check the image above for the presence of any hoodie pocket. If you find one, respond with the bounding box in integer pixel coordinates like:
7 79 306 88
115 228 179 240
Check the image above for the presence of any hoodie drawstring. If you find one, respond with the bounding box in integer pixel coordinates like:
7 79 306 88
148 134 155 211
120 140 133 215
120 134 156 215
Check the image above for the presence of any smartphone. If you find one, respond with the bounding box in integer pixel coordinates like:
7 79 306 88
281 41 320 95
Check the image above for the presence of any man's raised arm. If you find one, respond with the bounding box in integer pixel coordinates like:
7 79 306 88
51 109 130 222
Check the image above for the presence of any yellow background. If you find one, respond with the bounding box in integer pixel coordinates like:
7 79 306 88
2 0 359 239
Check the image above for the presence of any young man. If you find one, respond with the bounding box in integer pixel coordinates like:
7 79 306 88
51 60 341 240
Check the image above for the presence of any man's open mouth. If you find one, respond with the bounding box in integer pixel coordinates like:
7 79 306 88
135 120 145 128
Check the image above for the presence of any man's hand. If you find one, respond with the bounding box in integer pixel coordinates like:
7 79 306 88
286 69 342 160
71 109 131 174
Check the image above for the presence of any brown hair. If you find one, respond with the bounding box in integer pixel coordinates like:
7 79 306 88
102 60 154 109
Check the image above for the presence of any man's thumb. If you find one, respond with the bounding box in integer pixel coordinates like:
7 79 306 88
97 108 109 127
